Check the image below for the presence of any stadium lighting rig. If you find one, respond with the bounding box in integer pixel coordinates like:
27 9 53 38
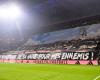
0 2 24 41
0 3 22 20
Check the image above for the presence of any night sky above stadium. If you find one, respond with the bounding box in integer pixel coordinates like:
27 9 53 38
0 0 100 42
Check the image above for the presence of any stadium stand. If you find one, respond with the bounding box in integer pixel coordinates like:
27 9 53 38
0 19 100 65
15 36 99 52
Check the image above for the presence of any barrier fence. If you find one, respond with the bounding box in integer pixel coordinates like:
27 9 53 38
0 60 98 65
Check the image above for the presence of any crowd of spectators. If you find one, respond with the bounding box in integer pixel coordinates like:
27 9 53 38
15 36 100 52
0 35 99 55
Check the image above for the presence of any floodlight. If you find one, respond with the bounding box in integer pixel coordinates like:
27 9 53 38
0 3 24 40
0 3 22 19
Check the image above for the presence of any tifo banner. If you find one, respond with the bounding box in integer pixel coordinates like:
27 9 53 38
0 51 97 60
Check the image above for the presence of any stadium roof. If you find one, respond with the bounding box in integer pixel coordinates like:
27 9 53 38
18 0 100 30
0 0 100 35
